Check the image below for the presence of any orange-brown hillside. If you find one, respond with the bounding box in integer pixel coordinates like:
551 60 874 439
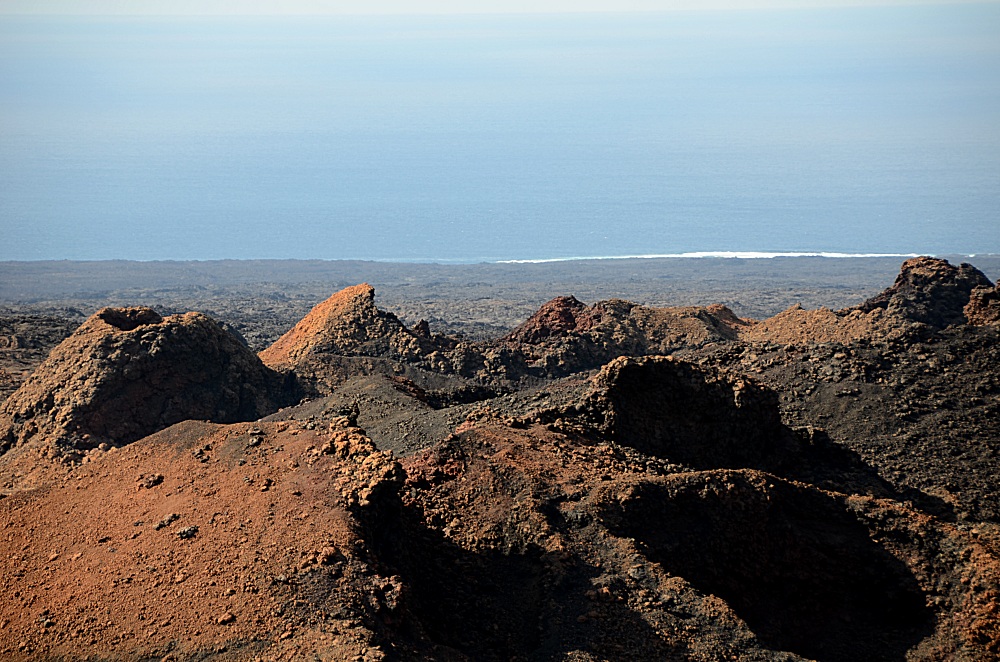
2 256 1000 661
258 284 414 370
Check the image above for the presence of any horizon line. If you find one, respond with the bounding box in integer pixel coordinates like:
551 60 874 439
11 252 1000 266
0 0 991 16
496 251 928 263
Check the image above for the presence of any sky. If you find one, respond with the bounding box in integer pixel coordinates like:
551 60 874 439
0 0 995 14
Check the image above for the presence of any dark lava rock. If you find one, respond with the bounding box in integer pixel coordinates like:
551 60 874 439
499 297 749 379
177 526 199 540
575 355 788 470
848 256 993 328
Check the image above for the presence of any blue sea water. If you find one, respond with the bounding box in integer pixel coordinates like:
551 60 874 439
1 6 998 262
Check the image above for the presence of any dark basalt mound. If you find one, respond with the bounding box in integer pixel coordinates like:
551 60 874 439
0 307 292 456
501 297 749 378
609 471 934 662
574 356 788 470
848 256 993 328
497 355 892 497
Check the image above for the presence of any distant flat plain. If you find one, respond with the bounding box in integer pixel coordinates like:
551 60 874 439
2 256 998 348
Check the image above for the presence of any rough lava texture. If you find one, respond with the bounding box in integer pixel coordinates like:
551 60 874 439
847 256 993 328
2 257 1000 661
256 284 469 397
0 307 292 458
740 257 995 346
501 295 600 343
965 284 1000 326
0 314 80 402
500 296 750 378
507 355 791 471
399 419 999 662
259 284 437 371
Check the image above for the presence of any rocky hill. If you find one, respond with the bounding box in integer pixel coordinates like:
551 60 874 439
0 256 998 661
0 307 292 463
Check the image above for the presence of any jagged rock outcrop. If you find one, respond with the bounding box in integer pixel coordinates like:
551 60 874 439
572 356 787 469
259 284 436 370
502 295 600 343
256 284 469 393
741 256 995 345
398 419 999 662
0 307 291 456
255 287 752 389
500 296 749 377
848 256 993 328
965 285 1000 326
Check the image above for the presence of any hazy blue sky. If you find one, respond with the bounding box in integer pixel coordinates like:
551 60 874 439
1 0 995 14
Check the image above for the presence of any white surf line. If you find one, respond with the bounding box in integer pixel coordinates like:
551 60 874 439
496 251 924 264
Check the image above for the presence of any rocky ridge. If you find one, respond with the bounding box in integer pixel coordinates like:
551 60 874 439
0 307 291 462
966 284 1000 326
0 256 998 661
847 256 993 328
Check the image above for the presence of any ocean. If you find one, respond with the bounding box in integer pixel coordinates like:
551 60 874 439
1 5 998 262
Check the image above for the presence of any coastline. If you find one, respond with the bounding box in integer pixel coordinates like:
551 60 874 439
495 251 926 263
2 255 998 338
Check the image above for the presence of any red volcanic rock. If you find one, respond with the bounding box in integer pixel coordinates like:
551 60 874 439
743 257 996 345
399 419 1000 662
965 285 1000 326
259 284 430 371
0 307 290 456
848 256 993 328
502 295 598 343
505 296 749 348
739 304 904 345
0 418 406 661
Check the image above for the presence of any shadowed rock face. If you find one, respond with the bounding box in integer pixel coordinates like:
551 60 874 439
578 356 788 470
609 472 933 662
849 256 993 328
0 307 292 455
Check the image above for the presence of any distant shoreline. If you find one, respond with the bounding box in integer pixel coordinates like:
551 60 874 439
496 252 927 264
3 253 999 337
4 252 999 267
